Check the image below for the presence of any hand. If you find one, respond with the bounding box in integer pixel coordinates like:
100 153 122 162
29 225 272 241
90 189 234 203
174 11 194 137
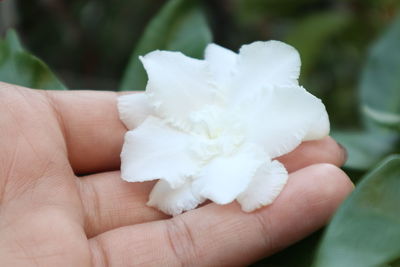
0 82 352 266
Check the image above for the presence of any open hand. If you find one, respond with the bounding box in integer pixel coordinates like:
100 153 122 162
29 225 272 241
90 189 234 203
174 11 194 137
0 82 352 266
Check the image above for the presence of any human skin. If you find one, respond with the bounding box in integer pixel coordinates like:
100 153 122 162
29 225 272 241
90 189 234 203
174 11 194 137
0 82 352 267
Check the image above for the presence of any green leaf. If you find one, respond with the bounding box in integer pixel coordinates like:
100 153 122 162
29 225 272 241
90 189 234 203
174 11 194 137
285 11 351 77
332 129 398 170
360 13 400 130
5 29 23 53
0 29 67 90
313 155 400 267
362 105 400 131
119 0 212 91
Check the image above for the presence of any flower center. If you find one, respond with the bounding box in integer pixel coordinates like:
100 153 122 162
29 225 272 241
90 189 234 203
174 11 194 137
188 105 245 161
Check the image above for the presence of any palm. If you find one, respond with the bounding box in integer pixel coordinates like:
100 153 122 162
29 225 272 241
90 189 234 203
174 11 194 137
0 83 352 267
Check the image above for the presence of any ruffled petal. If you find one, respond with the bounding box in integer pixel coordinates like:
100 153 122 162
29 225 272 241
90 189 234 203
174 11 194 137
204 43 237 90
120 116 200 188
140 50 221 130
303 111 330 141
230 41 301 101
192 143 265 205
238 40 300 86
237 160 288 212
117 93 154 130
147 180 205 216
240 85 329 158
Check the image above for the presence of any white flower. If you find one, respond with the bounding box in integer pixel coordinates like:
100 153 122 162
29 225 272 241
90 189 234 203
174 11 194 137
118 41 330 216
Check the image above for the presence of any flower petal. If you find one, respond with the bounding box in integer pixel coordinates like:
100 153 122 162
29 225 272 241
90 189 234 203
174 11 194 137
241 85 329 158
117 93 154 130
120 116 200 188
238 40 300 86
303 111 330 141
140 50 221 130
237 160 288 212
147 180 205 216
230 41 301 101
192 143 265 205
204 43 237 89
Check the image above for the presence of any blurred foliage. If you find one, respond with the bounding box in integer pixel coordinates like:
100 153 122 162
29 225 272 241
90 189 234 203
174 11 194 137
333 12 400 172
120 0 211 91
2 0 165 89
284 10 351 78
313 155 400 267
332 130 397 171
360 14 400 130
1 0 400 266
0 29 66 89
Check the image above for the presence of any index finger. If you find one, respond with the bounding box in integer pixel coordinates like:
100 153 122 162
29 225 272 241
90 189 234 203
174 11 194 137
44 90 128 174
45 90 345 175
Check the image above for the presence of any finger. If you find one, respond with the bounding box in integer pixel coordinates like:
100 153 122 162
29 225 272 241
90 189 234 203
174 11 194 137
44 90 345 175
77 171 169 237
45 88 345 175
43 90 128 174
89 164 353 267
79 137 346 237
277 136 347 173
